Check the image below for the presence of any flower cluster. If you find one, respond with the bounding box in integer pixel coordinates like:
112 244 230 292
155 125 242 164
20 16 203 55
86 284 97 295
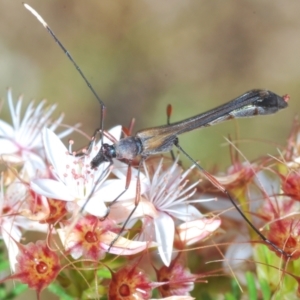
211 118 300 298
0 90 220 299
2 89 300 299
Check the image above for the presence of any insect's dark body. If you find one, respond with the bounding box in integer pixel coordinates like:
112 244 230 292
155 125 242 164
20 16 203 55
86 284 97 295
91 89 288 167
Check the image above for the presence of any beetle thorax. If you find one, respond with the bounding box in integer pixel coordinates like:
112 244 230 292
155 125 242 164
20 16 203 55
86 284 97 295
114 136 143 160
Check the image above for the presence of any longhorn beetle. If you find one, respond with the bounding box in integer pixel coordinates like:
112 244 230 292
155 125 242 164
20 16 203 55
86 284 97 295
24 3 291 258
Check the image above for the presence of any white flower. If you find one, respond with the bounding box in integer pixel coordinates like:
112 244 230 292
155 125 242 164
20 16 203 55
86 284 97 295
110 157 217 266
0 89 79 174
31 126 140 218
0 174 48 272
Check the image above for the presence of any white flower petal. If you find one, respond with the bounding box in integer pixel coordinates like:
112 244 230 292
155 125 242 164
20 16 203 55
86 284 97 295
0 139 19 155
177 218 221 245
0 120 14 136
1 91 76 172
22 156 47 178
77 197 108 218
103 125 122 144
42 128 71 178
111 160 130 179
31 178 75 200
14 217 48 232
168 204 203 222
93 179 141 203
154 212 174 266
2 220 21 273
102 232 156 255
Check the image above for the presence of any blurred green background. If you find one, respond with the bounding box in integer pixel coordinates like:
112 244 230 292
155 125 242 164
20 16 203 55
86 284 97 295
0 0 298 171
0 1 299 298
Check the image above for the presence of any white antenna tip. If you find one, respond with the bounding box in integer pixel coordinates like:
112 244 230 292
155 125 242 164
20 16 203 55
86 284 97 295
23 3 48 28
